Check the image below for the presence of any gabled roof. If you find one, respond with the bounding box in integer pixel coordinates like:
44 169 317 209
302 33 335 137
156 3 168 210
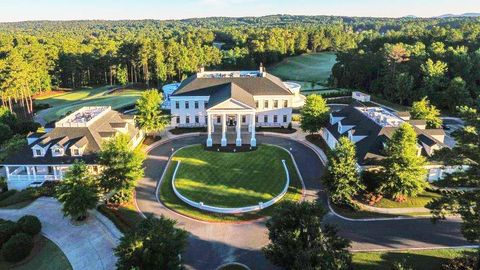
206 83 255 109
324 103 447 165
172 72 293 97
3 109 141 165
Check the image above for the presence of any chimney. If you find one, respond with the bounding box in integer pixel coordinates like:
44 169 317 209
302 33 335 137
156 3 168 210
259 63 266 76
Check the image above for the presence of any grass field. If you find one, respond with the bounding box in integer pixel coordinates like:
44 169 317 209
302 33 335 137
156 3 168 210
34 86 143 123
173 145 289 208
159 145 303 222
352 249 475 270
374 191 441 208
0 235 72 270
269 52 337 84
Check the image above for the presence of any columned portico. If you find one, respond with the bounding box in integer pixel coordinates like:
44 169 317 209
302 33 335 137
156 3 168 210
206 109 256 147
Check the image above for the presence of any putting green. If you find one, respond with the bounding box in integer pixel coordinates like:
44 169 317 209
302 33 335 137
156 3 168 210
269 52 337 83
172 145 290 208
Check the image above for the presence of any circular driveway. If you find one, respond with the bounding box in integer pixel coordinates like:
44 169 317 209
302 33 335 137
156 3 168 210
136 134 469 270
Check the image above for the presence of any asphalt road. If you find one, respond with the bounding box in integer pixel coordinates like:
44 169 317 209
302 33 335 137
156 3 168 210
136 135 469 270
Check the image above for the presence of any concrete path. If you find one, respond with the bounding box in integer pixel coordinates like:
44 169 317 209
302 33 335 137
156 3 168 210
0 197 121 270
137 133 470 270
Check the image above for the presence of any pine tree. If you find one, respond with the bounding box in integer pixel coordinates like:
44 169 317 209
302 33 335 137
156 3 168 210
323 137 363 207
379 123 428 201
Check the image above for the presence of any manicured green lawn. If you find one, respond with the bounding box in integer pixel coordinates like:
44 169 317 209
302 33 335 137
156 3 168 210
353 249 475 270
174 145 290 208
35 86 143 122
374 191 441 208
269 52 337 84
159 145 303 222
0 235 72 270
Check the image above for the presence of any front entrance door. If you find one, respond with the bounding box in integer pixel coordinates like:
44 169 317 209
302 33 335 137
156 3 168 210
228 116 235 126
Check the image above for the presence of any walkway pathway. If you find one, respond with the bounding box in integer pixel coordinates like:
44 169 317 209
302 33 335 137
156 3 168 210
0 197 121 270
137 132 470 270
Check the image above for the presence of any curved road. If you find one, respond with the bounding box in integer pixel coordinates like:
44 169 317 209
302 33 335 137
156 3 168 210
136 135 469 270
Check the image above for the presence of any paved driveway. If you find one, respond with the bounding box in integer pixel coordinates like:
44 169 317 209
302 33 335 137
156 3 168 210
137 135 469 270
0 197 121 270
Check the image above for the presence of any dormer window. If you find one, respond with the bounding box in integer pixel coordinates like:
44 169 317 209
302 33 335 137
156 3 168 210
52 146 64 157
71 148 81 156
35 149 42 156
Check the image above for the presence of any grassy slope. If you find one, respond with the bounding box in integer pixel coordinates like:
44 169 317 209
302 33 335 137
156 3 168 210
35 86 142 122
159 145 303 222
0 235 72 270
374 191 441 208
353 249 475 270
269 52 337 83
174 145 289 208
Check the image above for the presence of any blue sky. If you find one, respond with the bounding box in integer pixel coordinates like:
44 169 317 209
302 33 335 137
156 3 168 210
0 0 478 22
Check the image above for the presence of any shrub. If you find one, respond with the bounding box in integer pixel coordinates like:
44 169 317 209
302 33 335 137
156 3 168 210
17 215 42 236
12 121 41 135
0 190 16 201
1 232 33 262
108 188 134 205
0 189 35 207
287 122 293 130
0 221 17 247
442 254 478 270
0 177 7 192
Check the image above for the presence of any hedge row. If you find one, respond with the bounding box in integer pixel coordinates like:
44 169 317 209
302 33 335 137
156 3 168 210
0 215 42 262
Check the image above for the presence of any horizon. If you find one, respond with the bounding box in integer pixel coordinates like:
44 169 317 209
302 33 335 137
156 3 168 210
0 0 479 22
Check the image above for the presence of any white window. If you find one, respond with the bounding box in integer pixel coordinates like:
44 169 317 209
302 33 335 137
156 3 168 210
283 115 287 123
255 116 258 123
255 101 259 108
195 116 199 124
72 148 80 156
176 117 180 124
194 101 199 109
274 100 279 108
242 115 246 123
186 116 190 124
175 101 179 109
264 100 269 109
185 101 189 109
283 100 288 108
217 116 221 124
264 115 268 123
35 149 42 156
274 115 278 123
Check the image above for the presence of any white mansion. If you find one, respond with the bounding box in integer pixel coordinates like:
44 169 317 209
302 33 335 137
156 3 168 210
169 67 305 147
2 106 144 190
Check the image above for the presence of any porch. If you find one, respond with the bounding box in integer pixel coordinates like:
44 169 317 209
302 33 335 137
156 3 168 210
5 165 68 190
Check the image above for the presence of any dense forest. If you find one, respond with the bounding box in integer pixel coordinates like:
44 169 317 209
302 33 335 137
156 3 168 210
0 15 479 113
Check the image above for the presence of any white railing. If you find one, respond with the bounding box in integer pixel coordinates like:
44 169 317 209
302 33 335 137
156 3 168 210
8 174 61 182
171 159 290 214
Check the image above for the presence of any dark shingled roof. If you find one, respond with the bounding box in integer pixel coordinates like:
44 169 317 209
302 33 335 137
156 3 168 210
206 83 255 109
172 72 293 97
324 104 447 165
2 109 141 165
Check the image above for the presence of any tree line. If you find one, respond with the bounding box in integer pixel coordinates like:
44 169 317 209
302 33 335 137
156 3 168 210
332 20 480 112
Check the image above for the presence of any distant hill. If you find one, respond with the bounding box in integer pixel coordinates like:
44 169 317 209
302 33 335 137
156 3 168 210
437 13 480 18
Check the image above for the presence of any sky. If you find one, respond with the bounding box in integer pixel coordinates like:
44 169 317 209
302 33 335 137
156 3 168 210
0 0 478 22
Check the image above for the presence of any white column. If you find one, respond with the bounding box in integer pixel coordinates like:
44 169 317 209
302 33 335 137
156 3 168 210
236 113 242 146
211 114 215 133
26 166 31 181
53 166 58 180
248 114 252 132
221 113 227 146
250 112 257 147
32 166 36 181
206 112 213 147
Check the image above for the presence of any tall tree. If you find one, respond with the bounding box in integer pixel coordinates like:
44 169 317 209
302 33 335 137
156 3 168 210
410 97 442 129
427 106 480 269
263 201 351 270
135 89 169 137
115 215 188 270
300 94 329 134
98 134 145 202
323 136 363 207
56 161 99 221
379 123 428 201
